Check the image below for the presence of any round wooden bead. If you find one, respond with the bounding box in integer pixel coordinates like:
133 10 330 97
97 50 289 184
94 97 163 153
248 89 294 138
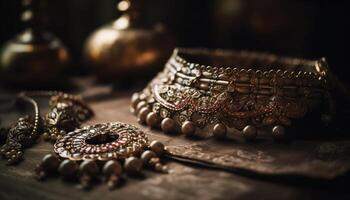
242 125 257 140
146 112 159 128
79 160 99 177
181 121 196 136
213 123 227 138
58 160 78 178
103 160 122 176
42 132 51 141
131 93 140 108
137 107 151 124
41 154 60 173
161 118 176 134
272 125 286 140
149 141 165 156
135 101 147 114
124 156 143 175
141 150 157 163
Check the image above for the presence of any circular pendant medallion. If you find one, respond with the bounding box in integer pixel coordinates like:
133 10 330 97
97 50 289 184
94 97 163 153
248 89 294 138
54 122 148 160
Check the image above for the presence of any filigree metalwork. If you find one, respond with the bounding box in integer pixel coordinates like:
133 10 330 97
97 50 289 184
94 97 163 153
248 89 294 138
44 92 94 142
0 95 41 165
131 48 330 139
54 122 148 161
0 91 93 165
34 122 167 190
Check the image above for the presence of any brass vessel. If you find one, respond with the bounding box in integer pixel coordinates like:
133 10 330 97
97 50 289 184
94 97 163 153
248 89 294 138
84 0 174 81
0 0 70 87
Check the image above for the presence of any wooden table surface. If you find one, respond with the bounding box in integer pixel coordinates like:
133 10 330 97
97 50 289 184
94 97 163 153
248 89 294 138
1 90 349 200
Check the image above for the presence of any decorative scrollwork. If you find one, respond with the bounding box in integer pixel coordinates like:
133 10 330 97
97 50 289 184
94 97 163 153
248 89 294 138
131 48 329 139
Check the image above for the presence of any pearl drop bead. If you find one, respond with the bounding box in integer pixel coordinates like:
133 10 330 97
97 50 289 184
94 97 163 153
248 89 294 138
135 101 147 114
79 160 99 177
103 160 122 176
138 107 150 124
149 141 165 156
242 125 257 140
58 160 78 178
181 121 196 136
161 118 176 134
213 123 227 138
146 112 159 128
41 154 60 173
124 157 143 175
141 150 157 163
272 125 286 140
131 93 140 108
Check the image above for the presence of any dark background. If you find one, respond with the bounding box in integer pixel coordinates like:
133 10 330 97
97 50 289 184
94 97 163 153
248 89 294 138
0 0 348 83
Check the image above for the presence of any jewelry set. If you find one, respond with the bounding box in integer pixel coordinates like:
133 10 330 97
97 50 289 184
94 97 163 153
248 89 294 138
0 91 167 190
0 48 333 189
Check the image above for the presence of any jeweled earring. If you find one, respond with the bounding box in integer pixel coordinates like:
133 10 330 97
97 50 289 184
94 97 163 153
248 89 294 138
0 95 41 165
42 92 94 142
0 91 93 165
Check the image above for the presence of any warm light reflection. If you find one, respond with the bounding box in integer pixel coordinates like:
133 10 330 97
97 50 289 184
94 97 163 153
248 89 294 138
117 0 130 11
315 62 321 73
113 15 130 30
8 43 34 52
1 48 13 69
135 51 157 65
315 59 327 76
20 30 33 43
58 48 69 63
21 10 32 21
88 29 120 60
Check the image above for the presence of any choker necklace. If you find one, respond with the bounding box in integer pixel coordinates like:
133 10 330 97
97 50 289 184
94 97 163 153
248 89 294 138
131 48 331 140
